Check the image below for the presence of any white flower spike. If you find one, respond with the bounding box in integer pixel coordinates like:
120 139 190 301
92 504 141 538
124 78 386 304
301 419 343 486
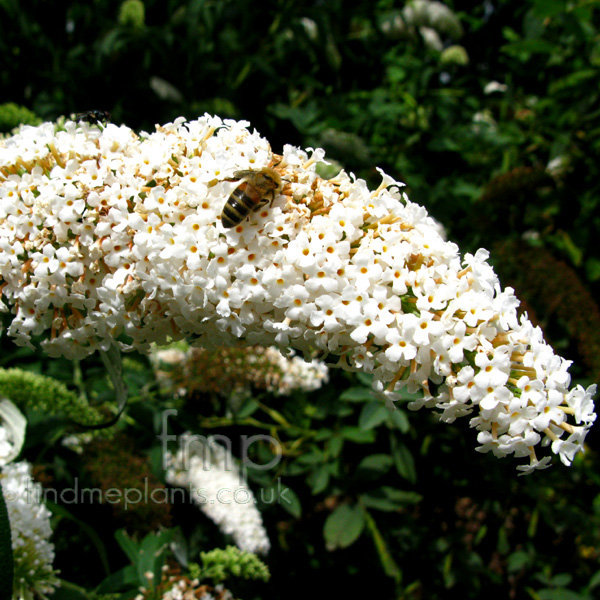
1 460 58 597
0 116 596 472
165 433 270 554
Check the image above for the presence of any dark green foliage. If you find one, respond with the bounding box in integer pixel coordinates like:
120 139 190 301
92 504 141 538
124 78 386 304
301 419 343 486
0 102 41 132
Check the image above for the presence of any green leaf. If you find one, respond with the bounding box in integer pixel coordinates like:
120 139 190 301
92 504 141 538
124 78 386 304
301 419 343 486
327 434 344 457
340 426 376 443
387 408 410 433
549 574 572 587
297 449 325 465
114 529 140 565
113 530 174 589
360 486 422 512
170 527 189 568
391 437 416 484
279 486 302 519
0 486 13 600
442 552 455 588
586 257 600 282
359 401 390 430
501 39 556 58
236 398 260 418
314 428 333 441
362 507 402 582
307 466 330 494
537 590 586 600
50 581 92 600
95 565 140 594
474 524 487 546
138 529 174 581
356 454 393 481
147 444 166 480
507 550 531 573
531 0 567 18
527 507 539 538
497 524 510 555
589 569 600 590
548 69 598 95
323 504 365 550
355 373 373 386
269 102 320 134
325 34 342 71
340 387 374 402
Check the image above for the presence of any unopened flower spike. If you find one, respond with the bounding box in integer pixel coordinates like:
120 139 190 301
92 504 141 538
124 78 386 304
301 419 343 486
0 115 596 472
152 342 328 399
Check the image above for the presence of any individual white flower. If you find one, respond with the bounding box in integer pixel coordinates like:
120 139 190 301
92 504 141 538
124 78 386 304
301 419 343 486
61 431 96 454
472 110 497 133
165 433 270 554
473 350 510 394
484 81 508 94
300 17 318 41
567 384 597 426
0 116 595 472
551 427 587 467
420 26 443 51
547 155 569 178
516 455 552 475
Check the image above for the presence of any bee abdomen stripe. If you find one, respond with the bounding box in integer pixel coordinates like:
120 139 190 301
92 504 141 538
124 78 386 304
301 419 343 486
222 193 253 227
231 188 259 211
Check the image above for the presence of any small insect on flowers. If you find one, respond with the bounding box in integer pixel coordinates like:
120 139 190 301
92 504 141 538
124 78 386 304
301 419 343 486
221 167 282 228
75 110 111 125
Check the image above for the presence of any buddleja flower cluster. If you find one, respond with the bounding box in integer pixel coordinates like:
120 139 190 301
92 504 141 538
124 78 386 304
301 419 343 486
165 433 270 554
152 343 328 398
0 116 596 473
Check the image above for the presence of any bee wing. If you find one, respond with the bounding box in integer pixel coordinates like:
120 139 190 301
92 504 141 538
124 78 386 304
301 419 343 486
233 170 255 180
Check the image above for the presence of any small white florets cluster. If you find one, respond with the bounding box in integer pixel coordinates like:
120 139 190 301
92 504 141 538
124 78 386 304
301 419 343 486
0 116 596 472
165 433 270 554
1 460 58 597
262 346 329 394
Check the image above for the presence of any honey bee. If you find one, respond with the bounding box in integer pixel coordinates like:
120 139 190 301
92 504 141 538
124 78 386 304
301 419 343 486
221 167 282 228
